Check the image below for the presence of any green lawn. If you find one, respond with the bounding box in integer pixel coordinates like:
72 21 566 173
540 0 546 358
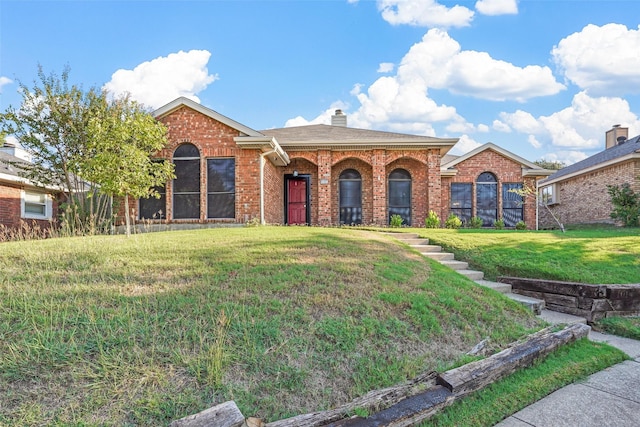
0 227 543 426
594 316 640 340
414 228 640 283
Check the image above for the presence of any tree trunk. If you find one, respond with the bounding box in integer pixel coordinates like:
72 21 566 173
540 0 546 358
124 194 131 237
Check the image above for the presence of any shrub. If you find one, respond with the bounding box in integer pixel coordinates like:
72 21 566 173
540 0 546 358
425 210 440 228
469 216 483 228
445 214 462 229
607 183 640 227
515 220 527 230
493 218 505 230
390 214 404 228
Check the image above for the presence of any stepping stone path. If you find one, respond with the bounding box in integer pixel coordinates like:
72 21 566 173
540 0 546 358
385 232 587 324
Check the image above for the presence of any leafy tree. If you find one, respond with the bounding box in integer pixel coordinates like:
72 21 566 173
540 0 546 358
83 95 174 236
0 65 173 235
607 183 640 227
534 159 566 170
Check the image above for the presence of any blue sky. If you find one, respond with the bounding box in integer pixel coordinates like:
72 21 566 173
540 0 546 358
2 0 640 165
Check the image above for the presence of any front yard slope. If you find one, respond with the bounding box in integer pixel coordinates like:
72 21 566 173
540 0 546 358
0 227 540 425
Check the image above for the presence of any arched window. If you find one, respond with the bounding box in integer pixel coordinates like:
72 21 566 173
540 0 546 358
476 172 497 226
339 169 362 225
173 144 200 219
388 169 411 226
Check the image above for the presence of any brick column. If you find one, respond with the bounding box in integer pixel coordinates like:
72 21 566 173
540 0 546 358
372 149 387 225
427 149 442 220
317 150 332 225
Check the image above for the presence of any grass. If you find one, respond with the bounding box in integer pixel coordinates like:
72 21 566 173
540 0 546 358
0 227 543 426
593 316 640 340
414 227 640 283
424 338 629 426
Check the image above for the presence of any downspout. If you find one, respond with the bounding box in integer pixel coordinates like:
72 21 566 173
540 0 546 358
535 179 539 231
260 149 277 225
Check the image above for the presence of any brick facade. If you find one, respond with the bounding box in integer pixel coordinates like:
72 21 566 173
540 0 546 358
540 160 640 228
0 182 58 230
129 101 547 228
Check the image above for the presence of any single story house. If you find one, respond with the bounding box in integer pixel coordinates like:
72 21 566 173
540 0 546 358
0 145 60 230
539 125 640 228
126 97 553 228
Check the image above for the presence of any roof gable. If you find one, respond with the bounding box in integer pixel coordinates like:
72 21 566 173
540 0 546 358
153 97 264 137
442 143 547 171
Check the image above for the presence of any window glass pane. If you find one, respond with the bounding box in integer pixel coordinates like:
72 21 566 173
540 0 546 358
174 159 200 192
207 194 235 218
389 181 411 206
340 169 361 180
25 203 46 215
339 180 362 207
388 207 411 226
174 143 200 158
340 207 362 225
24 192 46 204
389 169 410 180
503 184 523 208
139 193 166 219
477 183 497 209
207 159 235 193
450 183 472 209
503 208 523 227
451 208 472 224
477 172 497 183
174 194 200 219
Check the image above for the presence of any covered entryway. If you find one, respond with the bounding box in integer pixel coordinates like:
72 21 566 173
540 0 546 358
285 175 310 225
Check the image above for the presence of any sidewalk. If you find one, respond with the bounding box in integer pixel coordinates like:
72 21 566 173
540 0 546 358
495 330 640 427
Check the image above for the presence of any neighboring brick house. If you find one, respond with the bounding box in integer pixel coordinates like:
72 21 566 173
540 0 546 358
133 97 552 229
0 147 60 229
539 126 640 228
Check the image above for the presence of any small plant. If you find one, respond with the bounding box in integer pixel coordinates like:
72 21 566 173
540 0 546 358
607 183 640 227
389 214 404 228
424 210 440 228
445 213 462 229
493 218 505 230
469 216 483 228
245 217 261 227
515 220 527 230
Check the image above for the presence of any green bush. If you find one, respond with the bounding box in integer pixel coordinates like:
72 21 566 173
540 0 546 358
469 216 483 228
607 183 640 227
493 218 505 230
425 210 440 228
445 214 462 229
389 214 404 228
515 220 527 230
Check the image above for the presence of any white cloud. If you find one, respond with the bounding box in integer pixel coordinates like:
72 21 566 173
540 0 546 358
450 134 483 155
399 29 564 102
0 76 13 93
477 124 490 133
378 0 474 29
492 120 512 133
552 23 640 96
498 92 640 154
103 50 217 109
377 62 395 73
475 0 517 16
543 150 589 166
528 135 541 149
284 102 349 127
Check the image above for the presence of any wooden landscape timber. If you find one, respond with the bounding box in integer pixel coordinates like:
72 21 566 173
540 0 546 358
170 324 590 427
499 277 640 322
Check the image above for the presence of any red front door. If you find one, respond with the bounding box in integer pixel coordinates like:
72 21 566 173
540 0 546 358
287 178 307 224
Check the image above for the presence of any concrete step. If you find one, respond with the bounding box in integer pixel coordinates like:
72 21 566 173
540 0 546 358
383 232 419 240
399 238 431 246
439 260 469 270
538 309 587 325
456 269 485 281
422 252 455 261
506 292 545 315
411 244 442 252
475 279 512 294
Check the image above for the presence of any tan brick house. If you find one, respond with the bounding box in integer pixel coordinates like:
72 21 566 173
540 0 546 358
539 126 640 228
134 97 552 228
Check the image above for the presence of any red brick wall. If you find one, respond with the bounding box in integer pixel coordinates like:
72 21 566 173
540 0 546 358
440 150 537 229
540 159 640 228
0 183 21 228
263 158 284 224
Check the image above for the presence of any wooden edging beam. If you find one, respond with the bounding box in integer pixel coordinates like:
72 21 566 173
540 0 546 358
171 324 591 427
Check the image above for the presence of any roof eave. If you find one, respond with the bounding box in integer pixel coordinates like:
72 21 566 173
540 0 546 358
541 152 640 186
234 136 290 166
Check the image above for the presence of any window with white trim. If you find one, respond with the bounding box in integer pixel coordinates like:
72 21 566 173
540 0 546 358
21 190 52 220
540 185 557 205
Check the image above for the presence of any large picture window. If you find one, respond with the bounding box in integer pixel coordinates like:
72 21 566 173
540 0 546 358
173 144 201 219
476 172 498 226
450 183 472 224
139 185 166 220
339 169 362 225
502 183 523 227
388 169 411 226
207 158 235 218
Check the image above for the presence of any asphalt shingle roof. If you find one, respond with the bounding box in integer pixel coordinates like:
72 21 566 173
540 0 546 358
260 124 449 143
0 151 29 178
542 134 640 183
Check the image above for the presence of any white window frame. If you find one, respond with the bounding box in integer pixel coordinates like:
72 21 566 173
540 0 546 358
21 190 53 220
540 184 557 205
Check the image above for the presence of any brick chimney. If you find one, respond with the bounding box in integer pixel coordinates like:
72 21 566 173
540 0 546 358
606 124 628 149
331 109 347 127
